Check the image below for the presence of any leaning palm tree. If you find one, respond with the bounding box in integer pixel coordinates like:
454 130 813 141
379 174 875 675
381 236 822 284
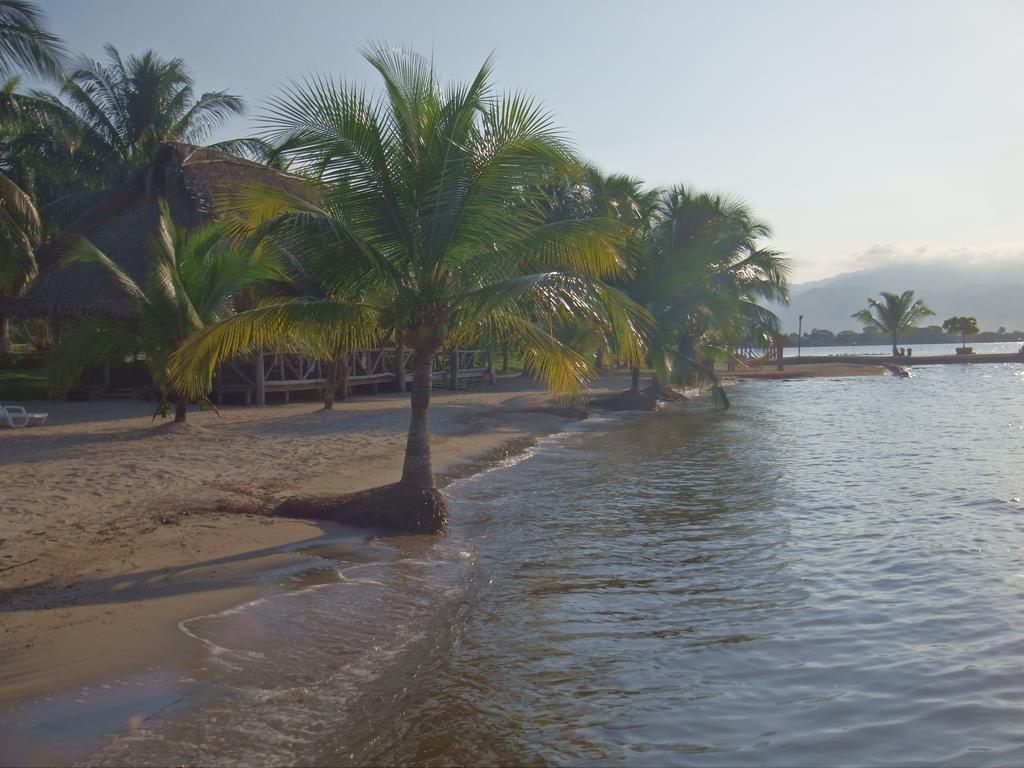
47 202 282 421
852 290 934 356
629 186 789 404
0 0 61 349
170 46 648 531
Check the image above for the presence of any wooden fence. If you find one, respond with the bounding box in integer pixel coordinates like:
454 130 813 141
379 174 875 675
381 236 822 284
212 347 494 405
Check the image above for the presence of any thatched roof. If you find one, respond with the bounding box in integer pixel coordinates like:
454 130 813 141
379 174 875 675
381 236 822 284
2 143 312 318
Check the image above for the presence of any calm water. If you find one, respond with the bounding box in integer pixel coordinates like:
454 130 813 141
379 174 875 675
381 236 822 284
76 363 1024 765
784 340 1023 357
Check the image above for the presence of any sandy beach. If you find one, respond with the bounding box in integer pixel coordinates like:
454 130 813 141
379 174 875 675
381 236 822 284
0 374 583 705
719 360 888 379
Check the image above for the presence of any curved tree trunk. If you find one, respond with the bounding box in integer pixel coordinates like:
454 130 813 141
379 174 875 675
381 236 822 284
400 344 437 490
630 365 641 394
174 399 187 423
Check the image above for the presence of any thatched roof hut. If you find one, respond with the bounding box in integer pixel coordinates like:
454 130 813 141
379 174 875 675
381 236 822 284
1 142 312 319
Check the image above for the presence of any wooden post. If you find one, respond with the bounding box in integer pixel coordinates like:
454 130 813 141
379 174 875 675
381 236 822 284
775 337 784 371
340 354 350 400
449 347 459 390
395 342 405 392
255 352 266 405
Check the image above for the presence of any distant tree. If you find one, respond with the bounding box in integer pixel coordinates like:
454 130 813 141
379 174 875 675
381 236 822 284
942 316 979 350
808 328 834 345
836 330 859 344
998 326 1007 335
852 290 934 356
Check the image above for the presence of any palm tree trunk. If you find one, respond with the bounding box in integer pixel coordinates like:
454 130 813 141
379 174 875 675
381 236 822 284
339 355 350 400
174 399 187 423
323 355 338 410
891 335 898 357
0 313 11 354
630 365 641 394
400 344 437 490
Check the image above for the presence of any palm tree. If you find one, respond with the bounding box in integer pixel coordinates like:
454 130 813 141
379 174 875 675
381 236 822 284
47 202 282 421
0 167 39 350
0 0 62 349
852 290 934 356
0 1 66 81
29 45 246 196
554 167 659 376
170 47 648 530
628 186 789 404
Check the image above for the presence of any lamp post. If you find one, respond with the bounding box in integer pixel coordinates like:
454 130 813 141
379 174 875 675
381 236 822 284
798 315 804 359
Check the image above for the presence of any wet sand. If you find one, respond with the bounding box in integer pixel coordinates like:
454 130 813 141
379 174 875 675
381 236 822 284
0 375 579 705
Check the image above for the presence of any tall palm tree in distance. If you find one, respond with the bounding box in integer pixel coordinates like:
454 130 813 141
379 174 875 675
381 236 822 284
171 46 649 531
852 290 934 356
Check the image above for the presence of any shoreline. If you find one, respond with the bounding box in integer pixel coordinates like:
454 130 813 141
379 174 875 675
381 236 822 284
0 375 585 708
0 363 885 719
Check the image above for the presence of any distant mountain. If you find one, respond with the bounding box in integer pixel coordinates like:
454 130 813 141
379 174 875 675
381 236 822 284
773 260 1024 333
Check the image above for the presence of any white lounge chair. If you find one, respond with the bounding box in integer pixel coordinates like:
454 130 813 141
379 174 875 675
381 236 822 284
0 404 48 428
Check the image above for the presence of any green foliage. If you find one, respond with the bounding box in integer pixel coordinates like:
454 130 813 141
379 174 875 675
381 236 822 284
47 203 282 414
0 1 66 81
942 315 979 350
628 186 790 406
171 46 650 402
0 167 39 294
0 366 45 399
942 316 979 339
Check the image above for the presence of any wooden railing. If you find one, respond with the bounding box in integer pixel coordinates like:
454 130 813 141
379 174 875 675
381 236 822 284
212 347 494 405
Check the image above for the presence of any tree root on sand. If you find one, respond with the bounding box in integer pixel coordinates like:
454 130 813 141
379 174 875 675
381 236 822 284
274 484 448 534
590 386 688 412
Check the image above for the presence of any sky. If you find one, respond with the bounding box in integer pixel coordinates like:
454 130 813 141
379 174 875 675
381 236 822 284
38 0 1024 283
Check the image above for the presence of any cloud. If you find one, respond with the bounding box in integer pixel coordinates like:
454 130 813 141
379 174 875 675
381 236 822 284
798 241 1024 280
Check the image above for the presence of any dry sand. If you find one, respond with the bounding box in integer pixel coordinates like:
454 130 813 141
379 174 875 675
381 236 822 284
0 375 581 704
719 360 889 379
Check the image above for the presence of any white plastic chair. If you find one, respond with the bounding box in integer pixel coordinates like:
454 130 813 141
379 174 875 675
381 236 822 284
0 404 48 428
